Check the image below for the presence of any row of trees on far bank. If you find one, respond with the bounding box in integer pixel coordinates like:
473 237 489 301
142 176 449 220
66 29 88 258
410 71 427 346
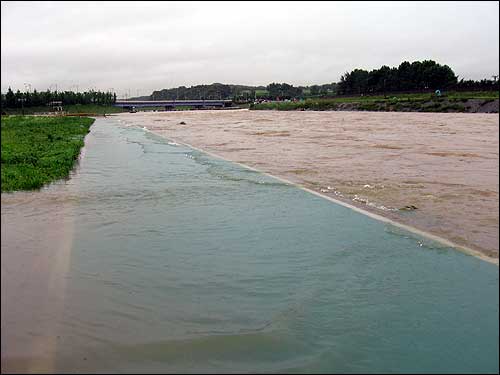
148 60 497 102
150 82 339 101
150 83 270 101
338 60 499 95
454 78 499 92
1 88 116 108
263 83 338 100
338 60 458 95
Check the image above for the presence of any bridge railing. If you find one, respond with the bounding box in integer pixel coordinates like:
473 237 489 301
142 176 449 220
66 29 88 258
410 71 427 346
114 100 233 108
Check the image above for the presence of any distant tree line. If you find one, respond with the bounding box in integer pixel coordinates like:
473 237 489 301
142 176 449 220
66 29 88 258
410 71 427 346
308 83 338 97
266 83 303 99
338 60 457 95
150 83 265 101
266 83 339 99
337 60 499 95
454 78 499 91
149 82 338 101
147 60 497 102
1 88 117 108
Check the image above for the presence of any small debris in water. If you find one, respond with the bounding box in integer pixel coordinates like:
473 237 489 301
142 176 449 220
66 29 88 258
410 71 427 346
353 195 368 204
179 121 186 125
400 205 418 211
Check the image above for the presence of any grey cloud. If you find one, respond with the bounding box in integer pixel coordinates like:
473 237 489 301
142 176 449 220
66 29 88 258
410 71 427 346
2 1 498 96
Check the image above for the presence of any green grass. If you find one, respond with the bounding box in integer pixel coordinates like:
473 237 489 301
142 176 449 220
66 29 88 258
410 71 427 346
1 116 94 192
3 104 124 115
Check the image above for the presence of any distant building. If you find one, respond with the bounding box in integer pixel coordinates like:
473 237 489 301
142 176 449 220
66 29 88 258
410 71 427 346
48 101 63 111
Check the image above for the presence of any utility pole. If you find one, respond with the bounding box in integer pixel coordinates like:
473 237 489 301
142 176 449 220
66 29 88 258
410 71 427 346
18 97 26 115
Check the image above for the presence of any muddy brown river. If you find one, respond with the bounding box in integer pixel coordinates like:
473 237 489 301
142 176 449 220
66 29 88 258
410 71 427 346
118 110 499 260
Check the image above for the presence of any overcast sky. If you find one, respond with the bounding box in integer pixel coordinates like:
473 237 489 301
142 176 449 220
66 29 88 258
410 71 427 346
1 1 499 97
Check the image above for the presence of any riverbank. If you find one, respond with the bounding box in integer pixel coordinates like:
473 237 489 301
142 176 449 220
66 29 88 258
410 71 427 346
250 92 499 113
1 116 94 192
121 110 499 261
2 104 124 116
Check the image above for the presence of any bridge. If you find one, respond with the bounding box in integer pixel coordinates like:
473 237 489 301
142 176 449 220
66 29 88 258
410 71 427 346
114 99 233 110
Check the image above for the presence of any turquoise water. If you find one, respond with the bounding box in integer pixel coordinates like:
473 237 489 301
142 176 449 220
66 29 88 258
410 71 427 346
5 118 499 373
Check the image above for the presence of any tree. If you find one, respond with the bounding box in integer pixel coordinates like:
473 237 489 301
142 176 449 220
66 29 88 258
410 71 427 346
338 60 459 95
5 87 15 107
310 85 320 96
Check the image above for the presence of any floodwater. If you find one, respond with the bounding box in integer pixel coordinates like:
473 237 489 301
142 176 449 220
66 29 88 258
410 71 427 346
127 110 499 259
1 117 498 373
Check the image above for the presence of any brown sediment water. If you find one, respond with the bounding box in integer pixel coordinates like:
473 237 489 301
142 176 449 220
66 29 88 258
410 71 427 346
118 110 499 260
1 189 75 373
0 133 92 372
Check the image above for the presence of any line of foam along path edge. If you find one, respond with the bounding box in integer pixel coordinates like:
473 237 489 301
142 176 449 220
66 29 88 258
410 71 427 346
137 124 499 266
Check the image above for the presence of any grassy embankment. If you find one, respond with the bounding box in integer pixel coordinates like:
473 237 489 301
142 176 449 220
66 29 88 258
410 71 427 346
250 91 499 112
1 116 94 192
3 104 124 115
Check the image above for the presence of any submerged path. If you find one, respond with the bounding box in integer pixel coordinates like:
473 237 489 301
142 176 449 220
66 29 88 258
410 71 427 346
1 118 498 373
